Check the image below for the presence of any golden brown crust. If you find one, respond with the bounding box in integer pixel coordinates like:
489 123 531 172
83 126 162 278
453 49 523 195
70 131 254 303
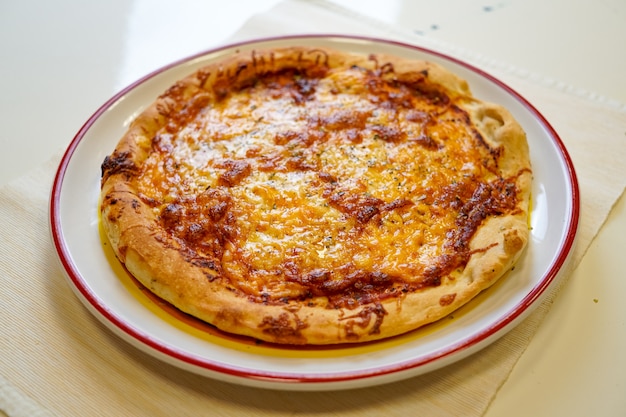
100 46 531 345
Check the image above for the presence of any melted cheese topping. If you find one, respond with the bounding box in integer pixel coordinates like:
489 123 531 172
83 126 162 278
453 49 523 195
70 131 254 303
134 65 515 307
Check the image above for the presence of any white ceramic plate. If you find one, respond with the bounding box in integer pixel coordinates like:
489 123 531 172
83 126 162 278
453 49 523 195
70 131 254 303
50 35 579 391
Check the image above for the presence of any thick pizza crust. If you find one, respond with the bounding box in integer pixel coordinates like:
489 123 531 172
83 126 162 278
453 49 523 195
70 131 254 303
100 46 531 345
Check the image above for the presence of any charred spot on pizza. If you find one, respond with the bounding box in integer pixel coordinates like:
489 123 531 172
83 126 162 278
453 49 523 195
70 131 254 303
158 203 186 235
188 256 222 281
215 159 251 187
326 189 383 224
408 133 441 150
101 193 139 224
341 303 388 339
259 309 309 343
290 73 319 104
100 152 137 183
102 193 117 205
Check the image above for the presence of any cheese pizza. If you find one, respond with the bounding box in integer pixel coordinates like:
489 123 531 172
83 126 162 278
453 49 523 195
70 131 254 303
100 46 531 345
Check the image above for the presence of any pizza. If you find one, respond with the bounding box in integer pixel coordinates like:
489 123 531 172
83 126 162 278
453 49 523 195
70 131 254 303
99 46 531 345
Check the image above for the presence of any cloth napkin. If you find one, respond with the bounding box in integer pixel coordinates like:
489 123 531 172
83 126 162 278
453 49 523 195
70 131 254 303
2 1 625 416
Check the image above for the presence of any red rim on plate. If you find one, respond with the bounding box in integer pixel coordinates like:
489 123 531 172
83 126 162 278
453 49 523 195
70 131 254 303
49 34 579 390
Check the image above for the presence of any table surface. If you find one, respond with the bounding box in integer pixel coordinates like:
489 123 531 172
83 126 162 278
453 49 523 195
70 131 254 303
1 1 625 415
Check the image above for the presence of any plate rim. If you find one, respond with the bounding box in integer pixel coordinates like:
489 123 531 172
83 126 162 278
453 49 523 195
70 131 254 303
49 33 580 388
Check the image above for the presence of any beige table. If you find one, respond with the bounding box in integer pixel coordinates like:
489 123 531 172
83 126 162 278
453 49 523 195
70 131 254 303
1 1 625 416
